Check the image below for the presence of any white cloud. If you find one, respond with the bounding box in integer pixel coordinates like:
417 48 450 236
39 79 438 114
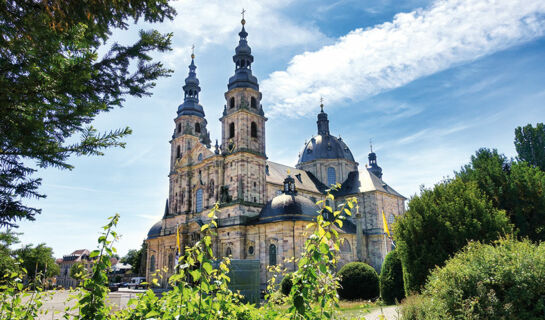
161 0 328 66
261 0 545 117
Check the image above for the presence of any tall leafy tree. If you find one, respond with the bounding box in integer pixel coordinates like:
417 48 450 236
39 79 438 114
515 123 545 171
458 148 545 241
121 241 146 275
14 243 60 281
0 0 175 227
394 178 512 294
0 229 20 276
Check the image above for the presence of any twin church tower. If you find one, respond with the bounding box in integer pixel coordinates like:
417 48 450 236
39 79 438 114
146 17 406 287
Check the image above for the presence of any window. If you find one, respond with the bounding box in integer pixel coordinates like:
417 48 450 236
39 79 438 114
150 255 156 272
195 122 201 133
177 145 181 158
269 244 277 266
226 247 232 257
177 123 181 133
340 240 351 253
388 214 395 226
327 167 336 186
251 97 257 109
230 97 235 109
248 246 254 255
198 153 203 161
168 254 174 270
251 122 257 138
196 189 203 212
229 123 235 138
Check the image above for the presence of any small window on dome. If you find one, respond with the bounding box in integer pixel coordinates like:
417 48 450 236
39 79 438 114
177 123 181 134
195 122 201 133
230 97 235 109
251 97 257 109
198 153 203 161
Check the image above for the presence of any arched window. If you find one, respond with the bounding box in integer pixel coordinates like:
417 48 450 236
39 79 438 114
177 145 181 158
196 189 203 212
251 122 257 138
251 97 257 109
269 244 277 266
177 123 181 134
340 240 351 253
225 247 232 257
229 97 235 109
327 167 336 186
198 153 203 161
168 254 174 270
229 123 235 138
150 255 156 272
388 214 395 226
195 122 201 133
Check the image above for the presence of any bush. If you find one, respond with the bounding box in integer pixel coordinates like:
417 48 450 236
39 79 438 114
337 262 379 300
379 250 405 305
280 273 293 296
401 238 545 319
394 178 512 294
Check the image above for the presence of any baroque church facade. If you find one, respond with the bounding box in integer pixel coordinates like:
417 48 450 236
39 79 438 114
145 18 405 288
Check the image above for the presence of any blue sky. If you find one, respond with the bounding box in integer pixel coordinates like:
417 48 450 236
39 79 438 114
15 0 545 258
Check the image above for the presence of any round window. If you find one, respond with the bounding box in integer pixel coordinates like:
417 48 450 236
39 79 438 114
248 246 254 255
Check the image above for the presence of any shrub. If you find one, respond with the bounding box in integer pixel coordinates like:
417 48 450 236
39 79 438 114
394 178 512 294
401 238 545 319
280 273 293 296
337 262 379 300
379 250 405 305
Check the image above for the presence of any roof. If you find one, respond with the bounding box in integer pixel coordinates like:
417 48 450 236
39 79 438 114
266 161 324 194
256 193 320 224
298 134 355 164
333 170 405 199
147 221 163 239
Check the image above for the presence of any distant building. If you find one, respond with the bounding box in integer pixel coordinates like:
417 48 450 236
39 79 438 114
145 18 406 288
56 249 93 288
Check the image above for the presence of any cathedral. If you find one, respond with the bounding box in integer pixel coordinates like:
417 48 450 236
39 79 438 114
145 18 405 288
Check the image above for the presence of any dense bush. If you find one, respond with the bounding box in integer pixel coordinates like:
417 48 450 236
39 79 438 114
280 273 293 296
401 238 545 319
337 262 379 300
394 178 512 294
379 250 405 305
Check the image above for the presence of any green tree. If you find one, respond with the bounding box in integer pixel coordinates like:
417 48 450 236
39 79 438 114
379 250 405 305
14 243 60 282
458 148 545 241
0 0 175 227
0 229 20 276
515 123 545 171
394 178 512 294
121 241 146 275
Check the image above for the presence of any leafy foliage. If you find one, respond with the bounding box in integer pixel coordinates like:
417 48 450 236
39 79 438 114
69 262 88 282
458 148 545 241
402 238 545 319
394 178 512 294
280 273 293 296
515 123 545 171
379 250 405 305
14 243 59 283
0 230 19 277
337 262 379 300
0 0 175 227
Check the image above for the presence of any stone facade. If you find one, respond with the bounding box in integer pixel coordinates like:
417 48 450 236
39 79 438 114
145 19 405 288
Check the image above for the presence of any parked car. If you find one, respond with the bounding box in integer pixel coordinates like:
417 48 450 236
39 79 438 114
127 277 146 289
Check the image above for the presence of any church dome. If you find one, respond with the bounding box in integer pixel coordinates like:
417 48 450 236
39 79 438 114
147 221 162 239
258 175 320 223
298 134 355 164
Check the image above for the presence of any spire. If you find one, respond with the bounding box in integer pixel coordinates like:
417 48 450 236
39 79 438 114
228 12 259 91
367 142 383 179
317 98 330 135
178 49 205 117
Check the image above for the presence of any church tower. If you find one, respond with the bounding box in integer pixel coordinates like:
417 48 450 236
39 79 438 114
169 52 211 214
220 16 267 208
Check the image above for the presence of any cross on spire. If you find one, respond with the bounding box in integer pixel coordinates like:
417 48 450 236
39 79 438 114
370 138 374 152
191 44 195 59
241 8 246 19
320 96 324 112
